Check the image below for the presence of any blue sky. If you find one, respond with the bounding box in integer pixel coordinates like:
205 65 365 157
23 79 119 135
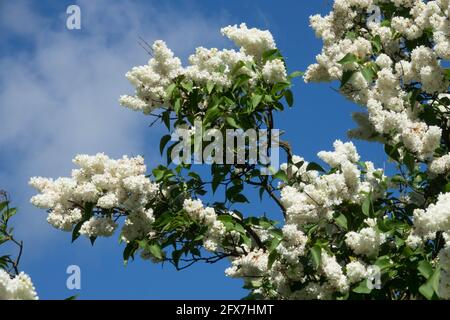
0 0 388 299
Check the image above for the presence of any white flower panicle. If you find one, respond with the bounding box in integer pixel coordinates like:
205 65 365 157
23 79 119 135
262 59 288 84
0 270 38 300
321 252 349 293
276 224 308 263
411 193 450 238
345 219 386 257
120 40 182 113
225 248 269 278
280 141 385 226
429 154 450 175
79 217 117 238
182 199 227 252
29 153 159 239
304 0 449 162
120 24 287 115
220 23 276 58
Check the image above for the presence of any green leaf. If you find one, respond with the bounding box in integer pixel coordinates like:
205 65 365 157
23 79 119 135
234 223 246 235
284 89 294 107
353 279 373 294
172 250 182 267
375 255 392 271
345 31 357 40
174 98 182 115
268 250 279 269
408 88 420 107
403 152 416 173
226 184 243 200
0 201 8 213
206 81 215 94
71 203 93 243
262 49 280 62
371 35 382 53
64 295 79 300
71 220 85 243
340 70 355 88
334 213 348 230
310 245 322 269
123 242 136 265
212 173 225 193
152 168 164 181
181 80 193 92
203 104 221 125
217 215 234 224
362 194 372 216
251 94 263 110
419 282 435 300
361 66 376 84
289 71 304 78
226 117 240 129
444 68 450 81
273 170 288 182
419 267 440 300
162 111 171 131
231 61 246 75
233 74 252 91
0 236 9 245
165 83 177 98
384 144 401 162
153 212 172 228
418 260 433 279
443 182 450 193
306 162 325 172
231 194 249 203
148 242 164 260
338 53 358 65
3 208 17 220
271 82 290 95
159 135 172 156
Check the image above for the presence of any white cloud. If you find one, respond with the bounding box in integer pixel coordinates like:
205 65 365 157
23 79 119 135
0 0 228 251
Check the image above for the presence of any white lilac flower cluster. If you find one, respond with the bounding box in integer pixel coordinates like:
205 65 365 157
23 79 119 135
305 0 449 161
276 224 308 264
271 141 386 297
225 248 269 279
29 153 159 241
224 141 386 299
182 199 228 252
345 218 386 257
0 270 38 300
407 192 450 298
280 140 385 226
410 192 450 239
119 40 183 113
120 23 287 114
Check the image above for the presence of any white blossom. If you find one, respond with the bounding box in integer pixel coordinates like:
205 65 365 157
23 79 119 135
0 270 38 300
